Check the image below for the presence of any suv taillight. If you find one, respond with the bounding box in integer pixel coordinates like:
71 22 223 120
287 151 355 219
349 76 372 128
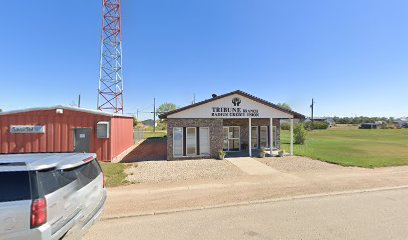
31 198 47 228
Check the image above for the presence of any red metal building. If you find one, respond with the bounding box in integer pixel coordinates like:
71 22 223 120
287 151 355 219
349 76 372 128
0 106 134 161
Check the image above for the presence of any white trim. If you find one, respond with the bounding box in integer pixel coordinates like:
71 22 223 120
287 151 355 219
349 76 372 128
173 127 183 157
248 118 252 157
290 118 294 156
269 118 273 155
186 127 197 156
0 105 133 118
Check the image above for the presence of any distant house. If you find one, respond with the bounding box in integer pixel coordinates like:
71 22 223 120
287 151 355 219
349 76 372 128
394 118 408 128
305 117 336 127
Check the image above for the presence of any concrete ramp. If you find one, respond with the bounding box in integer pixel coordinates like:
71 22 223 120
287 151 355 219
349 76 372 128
227 157 280 175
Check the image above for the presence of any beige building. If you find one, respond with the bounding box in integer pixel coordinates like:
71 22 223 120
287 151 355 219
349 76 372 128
159 90 304 160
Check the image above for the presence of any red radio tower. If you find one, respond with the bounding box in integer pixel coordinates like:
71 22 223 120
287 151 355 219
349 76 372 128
97 0 124 114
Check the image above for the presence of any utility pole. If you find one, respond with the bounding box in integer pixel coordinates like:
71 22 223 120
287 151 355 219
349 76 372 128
78 94 81 108
136 109 139 120
193 93 196 104
310 98 315 130
153 98 156 133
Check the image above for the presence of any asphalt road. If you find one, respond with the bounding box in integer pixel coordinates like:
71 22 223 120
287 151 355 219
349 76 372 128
84 187 408 240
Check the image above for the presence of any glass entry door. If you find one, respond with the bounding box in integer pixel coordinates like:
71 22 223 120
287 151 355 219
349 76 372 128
223 126 240 151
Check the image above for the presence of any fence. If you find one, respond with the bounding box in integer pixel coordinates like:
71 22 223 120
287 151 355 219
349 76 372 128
133 129 144 143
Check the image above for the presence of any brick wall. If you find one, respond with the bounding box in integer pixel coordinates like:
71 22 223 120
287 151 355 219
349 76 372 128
167 118 223 160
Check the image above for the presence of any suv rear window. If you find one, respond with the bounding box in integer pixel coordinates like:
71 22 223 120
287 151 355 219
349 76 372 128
0 171 31 202
34 160 102 197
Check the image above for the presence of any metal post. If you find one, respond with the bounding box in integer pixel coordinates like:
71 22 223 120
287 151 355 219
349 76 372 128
290 118 294 156
249 117 252 157
78 94 81 108
310 98 314 130
153 98 156 133
270 118 273 156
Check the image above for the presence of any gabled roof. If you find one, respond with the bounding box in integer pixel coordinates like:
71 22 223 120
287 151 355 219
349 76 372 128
159 90 305 119
0 105 134 118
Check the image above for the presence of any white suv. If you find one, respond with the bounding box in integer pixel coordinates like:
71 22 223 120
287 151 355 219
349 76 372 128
0 153 107 240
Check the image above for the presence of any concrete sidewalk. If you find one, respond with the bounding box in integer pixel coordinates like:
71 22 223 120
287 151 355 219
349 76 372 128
227 157 280 175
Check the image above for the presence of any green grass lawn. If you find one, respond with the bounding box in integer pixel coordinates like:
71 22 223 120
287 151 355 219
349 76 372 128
281 125 408 168
99 162 133 187
143 131 167 139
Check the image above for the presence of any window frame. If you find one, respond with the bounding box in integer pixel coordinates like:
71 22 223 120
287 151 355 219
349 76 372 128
272 126 277 149
260 126 268 148
251 126 259 149
186 127 197 156
173 127 184 157
199 127 210 155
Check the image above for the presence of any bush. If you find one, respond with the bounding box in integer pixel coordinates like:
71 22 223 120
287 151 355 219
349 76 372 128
218 150 226 160
304 121 329 130
294 123 307 144
384 124 396 129
259 147 266 158
281 122 290 130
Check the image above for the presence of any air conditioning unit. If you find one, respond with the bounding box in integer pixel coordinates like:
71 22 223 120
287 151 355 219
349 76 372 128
97 121 110 139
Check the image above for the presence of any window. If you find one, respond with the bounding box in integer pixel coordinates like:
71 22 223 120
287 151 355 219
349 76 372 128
173 127 183 157
0 171 31 202
77 160 102 187
199 127 210 155
251 126 258 149
35 160 102 196
260 126 268 148
272 126 277 149
37 169 60 195
186 127 197 155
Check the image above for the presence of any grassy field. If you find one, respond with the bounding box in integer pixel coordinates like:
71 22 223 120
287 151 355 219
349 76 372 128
99 162 132 187
143 131 166 139
281 125 408 168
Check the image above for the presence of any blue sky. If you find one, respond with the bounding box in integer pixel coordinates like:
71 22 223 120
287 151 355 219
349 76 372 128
1 0 407 119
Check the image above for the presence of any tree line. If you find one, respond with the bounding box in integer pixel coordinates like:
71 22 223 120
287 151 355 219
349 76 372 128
332 116 399 124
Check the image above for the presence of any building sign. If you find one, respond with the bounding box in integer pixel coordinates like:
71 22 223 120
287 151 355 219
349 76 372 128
211 97 260 117
10 125 46 134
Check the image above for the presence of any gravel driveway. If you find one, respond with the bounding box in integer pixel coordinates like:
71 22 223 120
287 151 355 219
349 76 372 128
257 156 345 173
126 159 244 183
